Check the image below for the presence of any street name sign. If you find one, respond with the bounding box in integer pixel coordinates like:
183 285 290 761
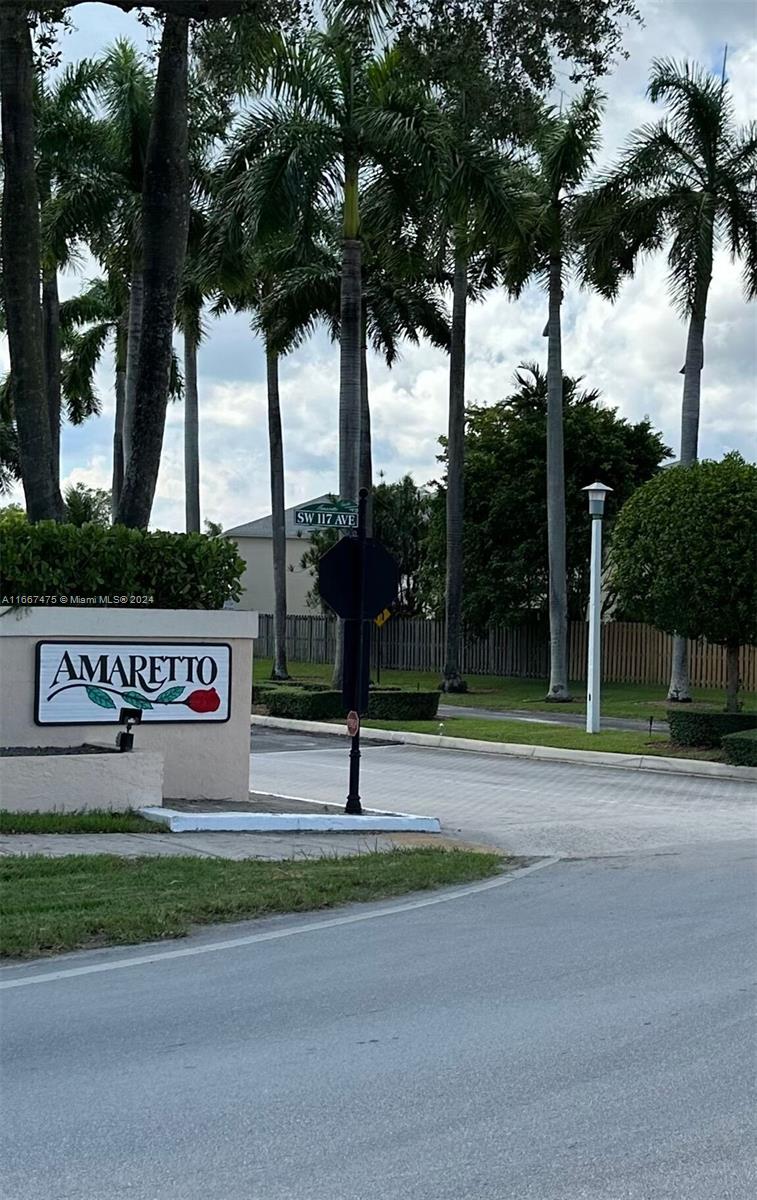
295 500 358 529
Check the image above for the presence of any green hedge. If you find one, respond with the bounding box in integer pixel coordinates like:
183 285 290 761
721 729 757 767
0 522 244 609
367 690 440 720
262 686 440 722
667 708 757 749
265 688 344 720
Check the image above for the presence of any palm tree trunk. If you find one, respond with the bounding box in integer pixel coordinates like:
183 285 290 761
667 279 711 703
545 253 572 702
122 257 143 468
112 317 127 518
332 160 362 690
725 642 741 714
183 326 200 533
339 235 362 502
116 14 190 529
41 267 61 493
359 302 372 537
0 6 63 522
266 342 289 680
441 239 468 693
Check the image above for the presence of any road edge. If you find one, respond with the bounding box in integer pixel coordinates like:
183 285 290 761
250 715 757 784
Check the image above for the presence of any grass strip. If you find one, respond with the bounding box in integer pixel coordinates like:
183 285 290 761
0 809 161 835
253 658 755 720
0 848 504 959
361 717 722 759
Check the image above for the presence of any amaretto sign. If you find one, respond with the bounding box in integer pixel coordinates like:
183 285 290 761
35 641 231 725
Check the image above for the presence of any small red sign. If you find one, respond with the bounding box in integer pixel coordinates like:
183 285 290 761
347 710 360 737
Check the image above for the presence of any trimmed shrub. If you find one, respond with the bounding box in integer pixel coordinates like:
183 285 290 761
721 729 757 767
260 685 440 722
265 688 344 720
367 690 440 721
667 708 757 749
0 522 244 609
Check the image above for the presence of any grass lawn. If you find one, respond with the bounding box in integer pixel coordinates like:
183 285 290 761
254 657 756 720
0 809 161 835
361 717 708 758
0 847 504 959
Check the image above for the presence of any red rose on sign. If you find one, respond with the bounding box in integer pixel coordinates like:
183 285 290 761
184 688 221 713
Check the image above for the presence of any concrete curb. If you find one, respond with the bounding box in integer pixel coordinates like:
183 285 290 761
250 715 757 785
138 806 441 834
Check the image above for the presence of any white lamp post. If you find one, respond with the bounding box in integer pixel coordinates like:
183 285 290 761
582 482 612 734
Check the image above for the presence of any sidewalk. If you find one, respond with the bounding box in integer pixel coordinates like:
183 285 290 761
0 829 486 862
439 703 665 733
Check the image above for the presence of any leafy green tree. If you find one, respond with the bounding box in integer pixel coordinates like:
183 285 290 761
506 89 604 701
425 365 670 632
580 57 757 700
609 454 757 713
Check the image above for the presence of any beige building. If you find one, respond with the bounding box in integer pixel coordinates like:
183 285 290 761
225 497 330 614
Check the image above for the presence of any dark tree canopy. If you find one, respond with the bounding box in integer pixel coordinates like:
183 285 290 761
394 0 641 94
425 365 671 631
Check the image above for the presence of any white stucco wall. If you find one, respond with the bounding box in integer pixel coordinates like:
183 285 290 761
0 750 163 812
232 536 314 615
0 609 258 803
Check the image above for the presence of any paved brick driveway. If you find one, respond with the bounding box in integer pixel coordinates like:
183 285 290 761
250 732 756 857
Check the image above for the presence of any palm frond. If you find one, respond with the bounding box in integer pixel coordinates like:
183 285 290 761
648 57 733 176
718 179 757 300
536 86 604 198
61 324 111 423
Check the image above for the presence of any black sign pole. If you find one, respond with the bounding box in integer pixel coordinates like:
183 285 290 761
345 487 368 814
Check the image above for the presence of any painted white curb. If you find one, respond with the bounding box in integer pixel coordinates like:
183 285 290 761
138 806 441 834
250 714 757 784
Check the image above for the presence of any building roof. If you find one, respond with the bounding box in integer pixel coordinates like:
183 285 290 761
224 495 335 539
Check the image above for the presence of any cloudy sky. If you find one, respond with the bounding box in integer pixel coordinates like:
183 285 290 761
3 0 756 529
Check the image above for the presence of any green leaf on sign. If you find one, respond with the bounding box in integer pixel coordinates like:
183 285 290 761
122 691 153 710
86 686 116 710
154 686 184 704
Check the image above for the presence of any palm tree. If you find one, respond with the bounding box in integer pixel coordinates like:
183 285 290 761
506 89 604 702
0 7 63 520
433 121 528 693
36 57 106 495
45 39 153 511
203 212 320 681
218 11 441 684
59 274 127 509
176 215 209 536
219 6 438 508
581 57 757 701
57 274 182 515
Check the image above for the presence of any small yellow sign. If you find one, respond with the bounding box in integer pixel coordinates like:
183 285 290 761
374 608 392 628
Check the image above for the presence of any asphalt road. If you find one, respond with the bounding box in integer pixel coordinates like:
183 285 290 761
2 843 755 1200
